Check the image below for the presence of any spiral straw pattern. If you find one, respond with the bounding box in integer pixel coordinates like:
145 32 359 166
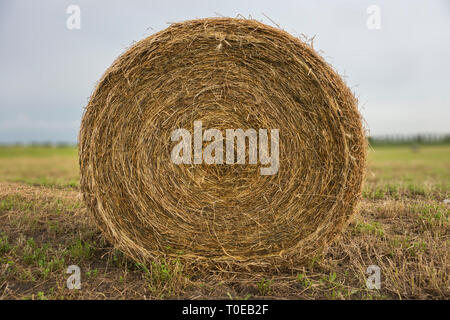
79 18 366 269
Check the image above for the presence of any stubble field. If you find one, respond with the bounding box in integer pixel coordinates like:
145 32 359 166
0 145 448 299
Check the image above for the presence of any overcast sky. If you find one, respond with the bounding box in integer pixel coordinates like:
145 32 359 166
0 0 449 143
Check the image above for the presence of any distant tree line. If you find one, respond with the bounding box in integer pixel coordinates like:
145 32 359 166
368 133 450 146
0 141 78 147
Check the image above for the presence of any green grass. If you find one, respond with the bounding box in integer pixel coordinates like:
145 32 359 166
21 238 66 279
365 145 450 199
354 221 385 237
257 278 273 296
0 146 77 158
0 233 12 255
69 239 95 261
0 146 79 187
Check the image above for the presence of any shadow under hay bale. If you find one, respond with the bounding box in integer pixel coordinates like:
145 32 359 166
79 18 366 271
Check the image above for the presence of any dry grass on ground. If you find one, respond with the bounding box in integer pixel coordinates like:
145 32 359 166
0 145 448 299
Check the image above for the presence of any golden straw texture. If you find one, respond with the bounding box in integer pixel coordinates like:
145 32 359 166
79 18 366 270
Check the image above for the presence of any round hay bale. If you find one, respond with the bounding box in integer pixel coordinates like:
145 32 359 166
79 18 366 269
